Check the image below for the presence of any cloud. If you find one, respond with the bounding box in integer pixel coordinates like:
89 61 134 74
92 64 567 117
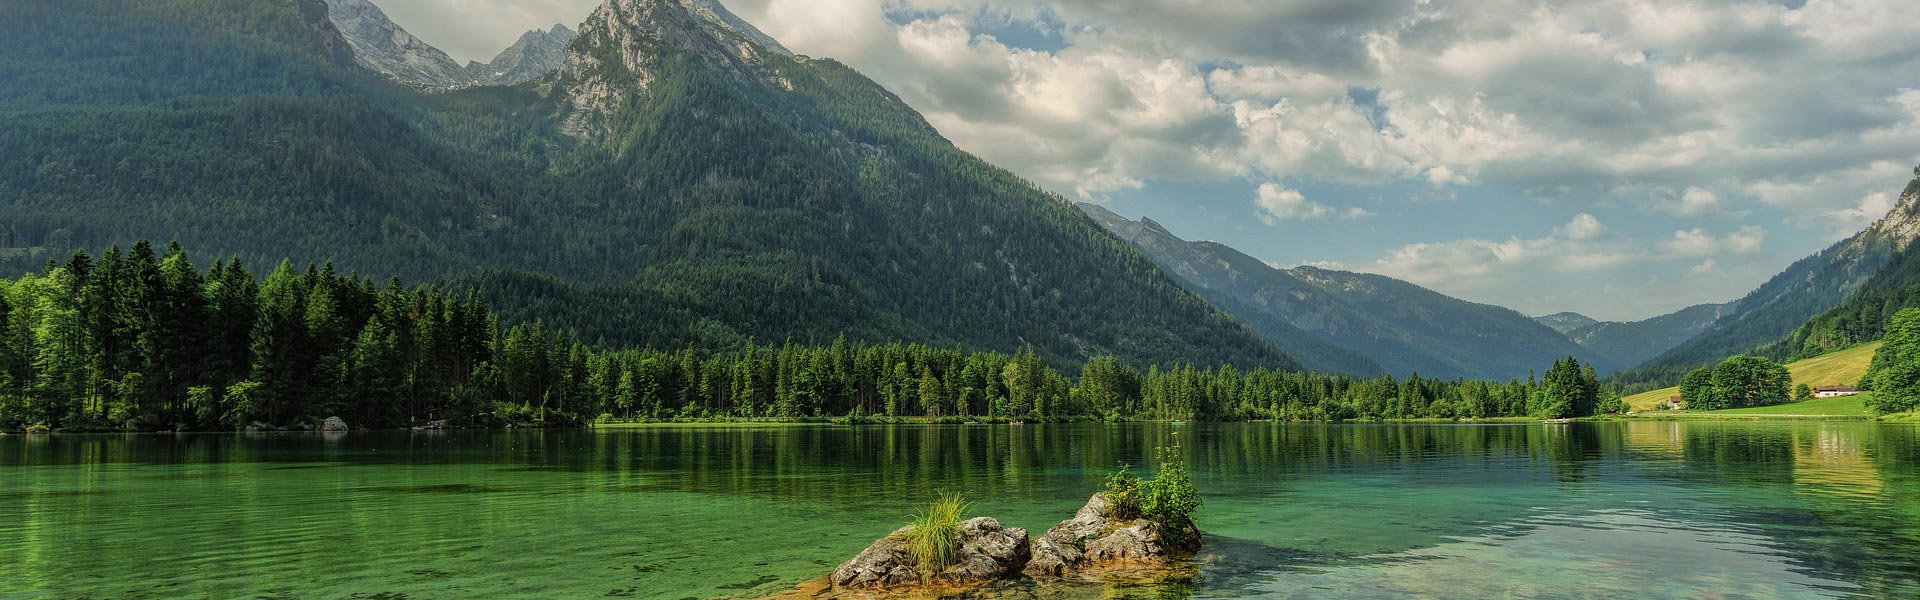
1655 186 1743 218
1558 213 1605 241
1660 228 1720 258
1659 226 1767 258
1254 183 1370 224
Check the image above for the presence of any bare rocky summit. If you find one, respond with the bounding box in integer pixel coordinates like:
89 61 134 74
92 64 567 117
321 0 577 91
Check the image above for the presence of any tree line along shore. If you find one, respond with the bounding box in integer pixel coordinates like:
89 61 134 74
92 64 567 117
3 242 1911 433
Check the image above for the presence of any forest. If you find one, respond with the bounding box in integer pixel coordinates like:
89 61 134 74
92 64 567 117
0 0 1290 373
0 243 1617 432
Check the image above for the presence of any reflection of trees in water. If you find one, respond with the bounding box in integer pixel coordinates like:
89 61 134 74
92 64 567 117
1650 422 1920 598
9 423 1920 596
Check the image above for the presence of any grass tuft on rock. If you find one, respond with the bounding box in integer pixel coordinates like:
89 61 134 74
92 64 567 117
903 492 972 578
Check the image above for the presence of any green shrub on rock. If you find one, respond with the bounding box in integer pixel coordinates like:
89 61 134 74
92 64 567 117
1101 464 1144 520
1141 445 1200 528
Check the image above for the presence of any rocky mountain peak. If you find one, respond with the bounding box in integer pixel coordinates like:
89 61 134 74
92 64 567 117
323 0 480 91
548 0 798 139
324 0 581 91
1860 166 1920 251
476 23 579 86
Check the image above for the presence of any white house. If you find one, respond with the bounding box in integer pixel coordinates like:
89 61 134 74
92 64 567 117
1812 386 1859 398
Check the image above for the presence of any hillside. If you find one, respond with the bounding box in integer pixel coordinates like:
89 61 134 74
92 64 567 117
1559 303 1734 368
0 0 1294 371
1081 203 1614 379
1765 171 1920 359
1613 169 1920 391
1623 341 1882 412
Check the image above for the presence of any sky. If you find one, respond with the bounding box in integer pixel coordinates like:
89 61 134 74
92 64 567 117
372 0 1920 322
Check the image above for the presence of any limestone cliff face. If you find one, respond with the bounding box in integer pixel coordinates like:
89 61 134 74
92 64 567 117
1860 169 1920 253
322 0 578 91
545 0 795 140
322 0 479 91
473 25 577 87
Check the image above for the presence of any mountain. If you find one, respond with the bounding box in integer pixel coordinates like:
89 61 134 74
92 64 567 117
473 25 577 86
1535 312 1600 335
1763 169 1920 359
0 0 1293 372
322 0 480 90
1613 167 1920 391
322 0 575 90
1080 204 1614 379
1559 303 1734 368
1075 206 1381 375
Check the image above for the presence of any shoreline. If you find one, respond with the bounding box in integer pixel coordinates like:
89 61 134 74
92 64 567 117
15 414 1919 435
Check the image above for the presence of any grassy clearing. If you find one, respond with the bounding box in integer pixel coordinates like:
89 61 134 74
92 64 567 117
1710 393 1872 416
1624 342 1883 412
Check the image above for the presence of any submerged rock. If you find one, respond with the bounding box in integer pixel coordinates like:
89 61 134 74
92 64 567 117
321 417 349 432
831 517 1030 591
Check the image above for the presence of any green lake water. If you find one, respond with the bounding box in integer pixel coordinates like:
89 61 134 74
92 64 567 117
4 422 1919 598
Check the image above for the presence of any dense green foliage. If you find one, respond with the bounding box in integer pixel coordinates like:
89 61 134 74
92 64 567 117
0 0 1291 375
0 244 1619 431
1863 308 1920 415
1100 465 1145 520
1532 357 1605 418
1139 443 1201 533
1678 355 1792 411
1099 444 1201 536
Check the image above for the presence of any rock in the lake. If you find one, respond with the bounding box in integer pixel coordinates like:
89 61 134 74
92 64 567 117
1024 493 1200 578
321 416 349 432
830 526 920 589
831 517 1030 591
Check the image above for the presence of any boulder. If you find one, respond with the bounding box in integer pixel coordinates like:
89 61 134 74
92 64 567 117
1024 493 1199 578
830 526 920 589
1084 521 1166 562
831 517 1031 591
321 416 349 432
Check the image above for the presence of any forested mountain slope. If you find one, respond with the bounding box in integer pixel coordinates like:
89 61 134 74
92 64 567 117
1613 167 1920 391
1763 171 1920 360
1081 204 1612 379
0 0 1294 371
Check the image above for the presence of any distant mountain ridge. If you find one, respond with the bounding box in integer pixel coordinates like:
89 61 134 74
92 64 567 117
1548 303 1735 369
322 0 575 91
1536 312 1600 335
1081 203 1615 379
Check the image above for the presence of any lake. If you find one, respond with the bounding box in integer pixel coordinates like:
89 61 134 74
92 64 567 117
4 422 1918 598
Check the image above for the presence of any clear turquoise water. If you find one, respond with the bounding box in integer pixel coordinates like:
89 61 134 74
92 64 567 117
3 422 1918 598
